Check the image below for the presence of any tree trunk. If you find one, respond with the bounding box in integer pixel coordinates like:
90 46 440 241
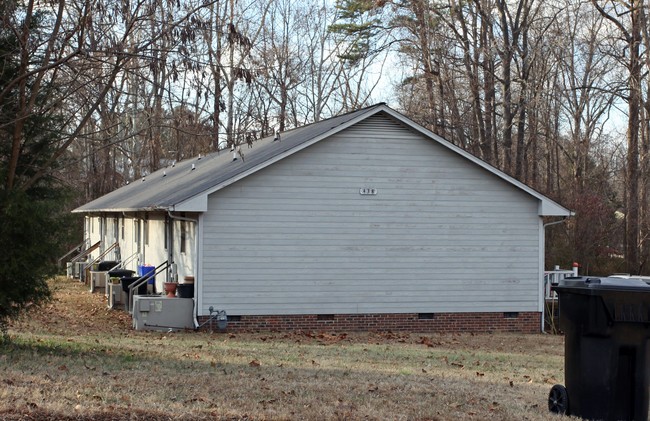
496 0 514 175
626 0 641 274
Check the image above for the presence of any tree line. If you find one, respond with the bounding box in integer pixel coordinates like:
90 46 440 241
1 0 650 324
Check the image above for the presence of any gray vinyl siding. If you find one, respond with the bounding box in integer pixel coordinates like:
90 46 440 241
200 115 540 316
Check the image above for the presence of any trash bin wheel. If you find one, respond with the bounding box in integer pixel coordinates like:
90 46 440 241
548 384 569 415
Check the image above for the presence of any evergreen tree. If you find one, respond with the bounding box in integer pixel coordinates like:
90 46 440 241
0 1 73 335
328 0 384 65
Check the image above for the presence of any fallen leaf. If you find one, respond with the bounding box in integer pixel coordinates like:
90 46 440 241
259 398 277 405
249 360 260 367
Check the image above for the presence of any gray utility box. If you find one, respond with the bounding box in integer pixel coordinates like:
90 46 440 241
132 296 193 331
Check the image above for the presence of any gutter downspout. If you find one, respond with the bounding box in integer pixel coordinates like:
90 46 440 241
167 210 199 328
541 216 569 333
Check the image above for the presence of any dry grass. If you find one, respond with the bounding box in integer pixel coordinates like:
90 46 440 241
0 277 575 420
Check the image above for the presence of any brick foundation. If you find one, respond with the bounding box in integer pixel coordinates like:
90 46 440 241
197 312 542 333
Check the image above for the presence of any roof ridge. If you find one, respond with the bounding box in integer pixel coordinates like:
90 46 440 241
263 102 386 137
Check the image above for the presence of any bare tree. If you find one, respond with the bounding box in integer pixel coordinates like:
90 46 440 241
591 0 644 273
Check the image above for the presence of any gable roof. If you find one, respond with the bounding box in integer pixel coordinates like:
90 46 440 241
73 103 572 216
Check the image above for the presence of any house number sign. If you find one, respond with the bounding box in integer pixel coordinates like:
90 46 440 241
359 188 377 195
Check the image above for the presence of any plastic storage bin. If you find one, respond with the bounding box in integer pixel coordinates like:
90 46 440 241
138 265 155 283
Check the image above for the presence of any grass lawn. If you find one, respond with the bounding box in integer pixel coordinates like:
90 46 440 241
0 277 572 420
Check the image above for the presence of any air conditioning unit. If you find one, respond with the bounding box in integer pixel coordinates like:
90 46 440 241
132 296 193 331
107 282 123 309
75 262 87 282
89 271 107 293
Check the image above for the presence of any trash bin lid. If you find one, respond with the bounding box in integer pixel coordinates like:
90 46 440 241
555 276 650 291
554 277 650 326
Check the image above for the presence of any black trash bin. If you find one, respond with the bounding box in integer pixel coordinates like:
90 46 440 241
177 283 194 298
97 261 118 271
549 276 650 420
120 276 147 295
108 269 135 278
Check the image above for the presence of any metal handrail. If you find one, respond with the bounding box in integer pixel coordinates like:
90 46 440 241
127 261 169 313
70 240 101 263
58 239 88 268
84 242 119 283
107 251 139 273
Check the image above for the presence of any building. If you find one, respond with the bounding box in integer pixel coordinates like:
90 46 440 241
74 103 572 333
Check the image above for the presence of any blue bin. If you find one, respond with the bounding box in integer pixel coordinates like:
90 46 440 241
138 265 155 284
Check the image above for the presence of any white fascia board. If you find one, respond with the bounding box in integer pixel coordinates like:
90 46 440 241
71 207 166 214
379 106 573 217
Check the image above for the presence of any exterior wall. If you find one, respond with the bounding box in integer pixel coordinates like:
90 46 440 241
86 215 120 262
200 115 542 318
197 312 542 334
171 217 197 281
141 214 167 291
83 212 197 293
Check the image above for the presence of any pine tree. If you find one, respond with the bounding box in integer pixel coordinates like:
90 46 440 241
0 2 74 335
328 0 384 65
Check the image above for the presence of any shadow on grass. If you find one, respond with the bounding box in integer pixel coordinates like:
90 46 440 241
0 337 156 370
0 407 230 421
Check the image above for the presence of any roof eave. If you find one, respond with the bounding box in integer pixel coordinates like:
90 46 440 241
71 206 170 214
